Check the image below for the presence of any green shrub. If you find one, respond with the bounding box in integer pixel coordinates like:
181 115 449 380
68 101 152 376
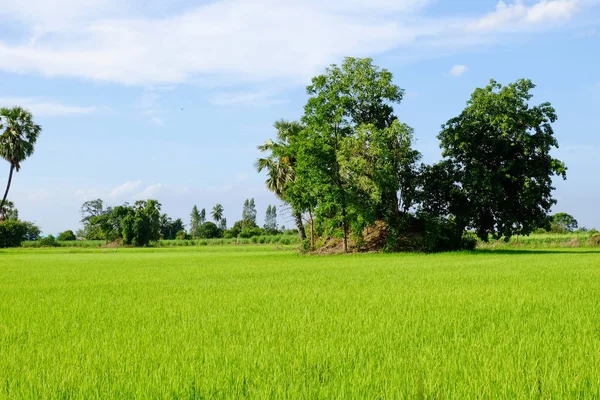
39 235 59 247
461 232 478 251
57 230 77 241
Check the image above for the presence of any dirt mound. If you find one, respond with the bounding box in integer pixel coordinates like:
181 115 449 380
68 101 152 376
100 240 121 248
314 221 389 254
562 238 581 248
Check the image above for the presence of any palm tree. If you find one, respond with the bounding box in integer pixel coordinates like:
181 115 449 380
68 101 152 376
211 203 224 223
0 107 41 217
255 119 307 241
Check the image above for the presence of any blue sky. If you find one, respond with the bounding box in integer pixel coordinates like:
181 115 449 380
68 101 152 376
0 0 598 234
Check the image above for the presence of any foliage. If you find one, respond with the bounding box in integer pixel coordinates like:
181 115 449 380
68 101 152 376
0 219 28 248
197 222 221 239
434 79 567 242
57 230 77 241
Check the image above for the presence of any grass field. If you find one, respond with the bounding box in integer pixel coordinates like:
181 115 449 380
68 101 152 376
1 246 599 398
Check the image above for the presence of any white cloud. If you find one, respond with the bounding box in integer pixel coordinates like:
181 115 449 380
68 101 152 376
0 0 588 86
468 0 579 32
449 65 468 77
133 183 163 199
0 97 105 117
109 180 144 198
209 91 286 106
134 88 170 126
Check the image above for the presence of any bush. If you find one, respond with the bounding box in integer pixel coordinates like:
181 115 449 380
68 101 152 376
461 232 478 251
39 235 59 247
57 230 77 241
175 230 188 240
239 227 263 238
0 220 29 248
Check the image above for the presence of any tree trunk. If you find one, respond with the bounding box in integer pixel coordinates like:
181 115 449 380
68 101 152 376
309 209 315 251
294 211 306 241
0 165 15 219
341 206 348 254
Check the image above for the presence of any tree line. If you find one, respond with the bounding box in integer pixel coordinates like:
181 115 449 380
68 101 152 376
76 197 287 246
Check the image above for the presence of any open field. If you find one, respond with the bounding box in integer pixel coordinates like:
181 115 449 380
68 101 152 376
1 246 600 398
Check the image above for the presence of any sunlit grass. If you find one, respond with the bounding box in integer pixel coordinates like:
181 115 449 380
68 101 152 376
1 246 599 398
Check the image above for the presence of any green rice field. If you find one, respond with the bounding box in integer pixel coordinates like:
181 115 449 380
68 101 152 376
1 246 599 398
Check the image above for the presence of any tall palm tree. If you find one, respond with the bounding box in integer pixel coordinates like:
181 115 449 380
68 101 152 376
0 107 41 217
255 119 306 241
211 203 224 223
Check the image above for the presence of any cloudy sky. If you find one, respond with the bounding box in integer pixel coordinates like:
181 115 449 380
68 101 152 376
1 0 599 234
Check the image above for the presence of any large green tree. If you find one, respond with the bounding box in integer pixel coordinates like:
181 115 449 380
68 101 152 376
0 107 41 216
256 119 307 241
434 79 567 241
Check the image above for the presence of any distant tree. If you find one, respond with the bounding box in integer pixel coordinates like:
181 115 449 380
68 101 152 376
211 203 224 223
264 205 278 233
434 79 567 241
132 200 161 246
242 198 257 228
57 230 77 241
197 221 221 239
190 205 201 238
199 208 206 225
549 213 578 233
218 217 227 230
0 107 42 216
79 199 107 240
